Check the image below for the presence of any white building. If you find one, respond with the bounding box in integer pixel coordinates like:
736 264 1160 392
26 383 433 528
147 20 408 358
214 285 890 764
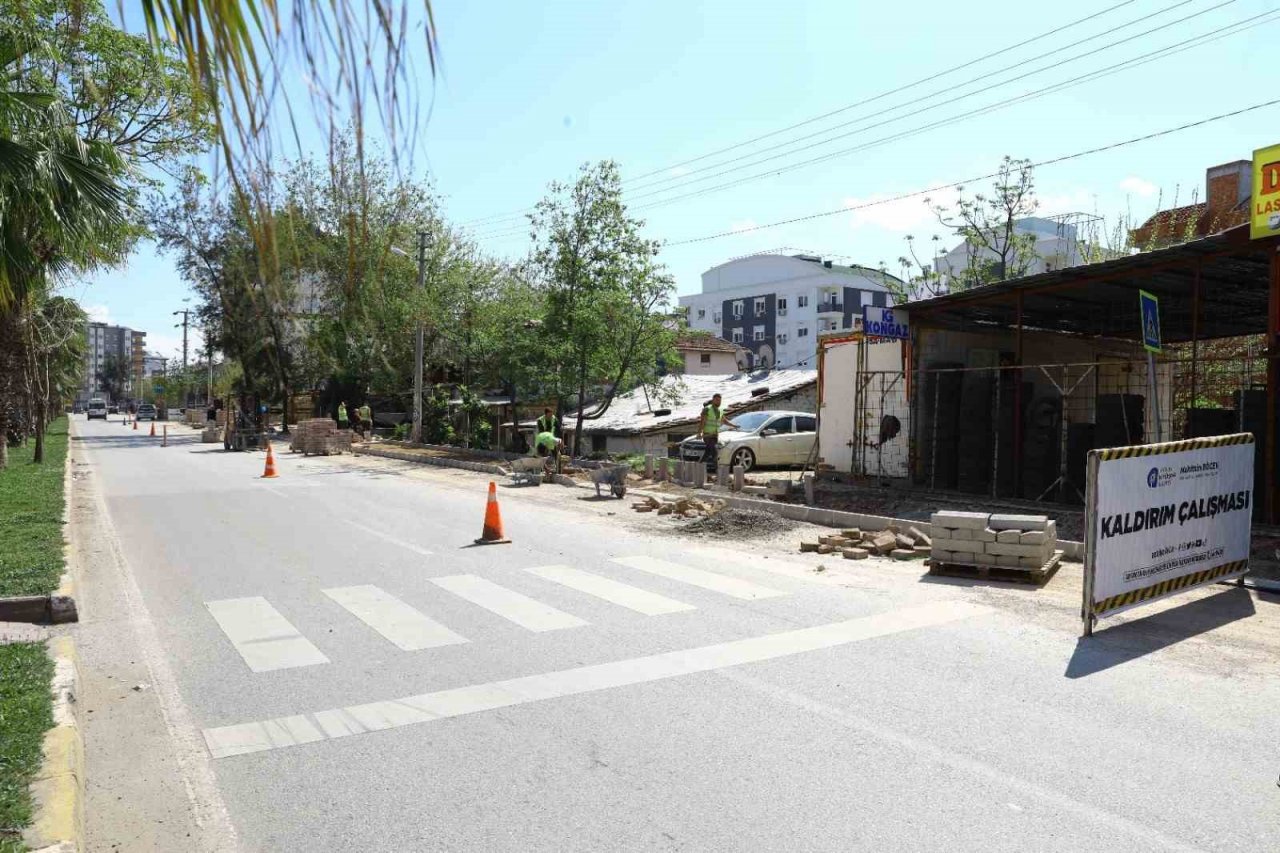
932 216 1102 287
80 322 145 404
678 253 899 370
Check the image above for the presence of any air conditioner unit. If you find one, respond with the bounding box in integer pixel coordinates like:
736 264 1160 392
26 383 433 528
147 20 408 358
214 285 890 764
777 308 787 317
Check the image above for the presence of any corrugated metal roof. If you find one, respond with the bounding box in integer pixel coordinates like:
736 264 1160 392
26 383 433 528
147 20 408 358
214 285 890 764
569 368 817 435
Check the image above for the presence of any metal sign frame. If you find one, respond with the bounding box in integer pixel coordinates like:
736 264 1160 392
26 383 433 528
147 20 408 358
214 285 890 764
1082 433 1254 637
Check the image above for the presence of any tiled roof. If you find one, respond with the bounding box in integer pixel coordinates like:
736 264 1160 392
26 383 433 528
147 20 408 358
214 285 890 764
674 334 741 354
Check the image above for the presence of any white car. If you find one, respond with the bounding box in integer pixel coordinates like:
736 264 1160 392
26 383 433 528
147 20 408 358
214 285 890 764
679 410 817 472
86 399 108 420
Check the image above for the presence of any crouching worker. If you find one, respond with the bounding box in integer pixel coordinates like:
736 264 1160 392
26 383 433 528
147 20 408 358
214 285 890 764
533 429 562 482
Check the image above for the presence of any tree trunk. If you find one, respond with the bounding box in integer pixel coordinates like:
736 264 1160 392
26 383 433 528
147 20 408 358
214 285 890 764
573 349 588 458
33 400 45 464
0 406 9 470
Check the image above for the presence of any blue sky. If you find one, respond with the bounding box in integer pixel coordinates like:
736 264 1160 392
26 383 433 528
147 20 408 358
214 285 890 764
82 0 1280 361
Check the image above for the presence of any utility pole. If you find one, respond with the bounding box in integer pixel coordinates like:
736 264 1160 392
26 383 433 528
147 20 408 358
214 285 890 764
173 309 190 405
412 230 428 444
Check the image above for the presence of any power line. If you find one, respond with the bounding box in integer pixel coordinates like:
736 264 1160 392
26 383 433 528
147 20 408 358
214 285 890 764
623 7 1278 214
472 8 1277 245
457 0 1144 229
664 95 1280 247
621 0 1215 197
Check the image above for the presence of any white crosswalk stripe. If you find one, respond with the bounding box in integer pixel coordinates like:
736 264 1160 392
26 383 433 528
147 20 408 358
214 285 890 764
322 585 469 651
610 555 788 600
525 566 696 615
430 574 588 632
206 597 330 672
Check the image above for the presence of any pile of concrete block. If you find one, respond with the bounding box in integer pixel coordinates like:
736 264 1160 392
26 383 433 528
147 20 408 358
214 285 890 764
929 511 1058 570
799 526 931 561
632 495 723 518
290 418 353 455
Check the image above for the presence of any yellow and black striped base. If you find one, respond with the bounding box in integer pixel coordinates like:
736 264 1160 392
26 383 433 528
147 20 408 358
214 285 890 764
1093 432 1254 462
1093 560 1248 615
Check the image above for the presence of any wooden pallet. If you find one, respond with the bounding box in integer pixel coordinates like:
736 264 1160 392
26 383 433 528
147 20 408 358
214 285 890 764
925 551 1062 586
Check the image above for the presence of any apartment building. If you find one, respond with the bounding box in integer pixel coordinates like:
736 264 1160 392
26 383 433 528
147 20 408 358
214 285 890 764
677 253 899 368
79 322 147 404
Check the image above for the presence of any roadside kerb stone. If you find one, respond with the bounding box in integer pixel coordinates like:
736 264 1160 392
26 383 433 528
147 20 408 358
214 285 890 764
354 445 506 476
23 636 83 853
930 511 989 530
988 513 1050 531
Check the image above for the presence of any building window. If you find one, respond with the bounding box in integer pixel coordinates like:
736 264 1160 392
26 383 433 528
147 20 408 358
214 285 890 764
777 297 787 310
797 295 809 308
713 311 722 324
797 327 809 338
700 353 711 364
861 291 875 306
697 308 706 319
732 300 743 318
753 325 765 341
731 327 743 343
754 297 766 316
777 333 788 345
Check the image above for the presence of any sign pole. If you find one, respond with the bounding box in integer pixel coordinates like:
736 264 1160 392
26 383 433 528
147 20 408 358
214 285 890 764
1147 351 1162 443
1139 290 1163 443
1082 451 1098 638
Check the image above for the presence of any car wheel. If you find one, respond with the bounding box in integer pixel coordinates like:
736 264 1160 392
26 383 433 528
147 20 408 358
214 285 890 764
730 447 756 472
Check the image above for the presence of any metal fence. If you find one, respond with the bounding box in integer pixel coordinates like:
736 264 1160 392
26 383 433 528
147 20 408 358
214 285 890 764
847 346 1271 510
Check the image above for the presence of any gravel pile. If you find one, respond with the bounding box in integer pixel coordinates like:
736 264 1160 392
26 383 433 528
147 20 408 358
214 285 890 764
675 508 797 539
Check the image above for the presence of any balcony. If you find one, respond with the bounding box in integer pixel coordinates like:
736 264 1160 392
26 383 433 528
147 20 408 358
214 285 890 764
817 301 843 314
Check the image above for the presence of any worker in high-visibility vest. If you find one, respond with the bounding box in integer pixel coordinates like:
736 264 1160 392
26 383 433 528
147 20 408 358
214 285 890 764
697 393 739 474
536 407 557 435
357 403 372 438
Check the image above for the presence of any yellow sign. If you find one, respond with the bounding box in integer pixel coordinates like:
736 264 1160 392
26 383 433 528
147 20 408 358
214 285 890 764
1253 142 1280 239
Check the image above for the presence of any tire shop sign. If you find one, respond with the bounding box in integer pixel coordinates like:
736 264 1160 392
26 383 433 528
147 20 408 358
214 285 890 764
1082 433 1254 635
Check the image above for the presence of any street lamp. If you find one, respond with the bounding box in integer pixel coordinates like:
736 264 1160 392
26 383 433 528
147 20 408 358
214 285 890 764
391 231 428 444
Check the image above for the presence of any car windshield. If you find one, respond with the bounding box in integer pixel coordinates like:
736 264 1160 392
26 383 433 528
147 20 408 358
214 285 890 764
729 412 773 432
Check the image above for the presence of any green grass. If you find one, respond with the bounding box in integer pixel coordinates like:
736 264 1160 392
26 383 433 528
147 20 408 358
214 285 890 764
0 418 69 597
0 642 54 852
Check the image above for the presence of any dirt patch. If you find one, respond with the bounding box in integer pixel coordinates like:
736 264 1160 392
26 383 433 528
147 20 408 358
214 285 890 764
671 508 798 540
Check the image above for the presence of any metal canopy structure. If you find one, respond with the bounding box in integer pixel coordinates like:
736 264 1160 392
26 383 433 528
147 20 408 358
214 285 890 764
910 225 1279 344
907 223 1280 521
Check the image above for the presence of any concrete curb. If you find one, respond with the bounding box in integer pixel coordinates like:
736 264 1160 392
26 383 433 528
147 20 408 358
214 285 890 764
23 635 84 853
354 445 507 476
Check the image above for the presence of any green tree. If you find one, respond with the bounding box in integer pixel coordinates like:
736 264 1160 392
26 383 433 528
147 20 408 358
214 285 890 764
95 354 130 402
930 156 1039 290
528 161 677 455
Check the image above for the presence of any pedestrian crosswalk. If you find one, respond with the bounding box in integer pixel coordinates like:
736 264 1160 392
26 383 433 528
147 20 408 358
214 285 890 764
205 555 793 672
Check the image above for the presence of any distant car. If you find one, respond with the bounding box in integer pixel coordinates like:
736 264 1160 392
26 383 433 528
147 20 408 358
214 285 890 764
136 403 157 421
107 403 119 414
678 409 817 472
86 399 108 420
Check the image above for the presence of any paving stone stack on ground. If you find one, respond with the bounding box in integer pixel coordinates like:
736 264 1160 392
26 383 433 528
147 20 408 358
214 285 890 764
798 525 931 560
631 495 723 518
290 418 353 456
929 511 1059 569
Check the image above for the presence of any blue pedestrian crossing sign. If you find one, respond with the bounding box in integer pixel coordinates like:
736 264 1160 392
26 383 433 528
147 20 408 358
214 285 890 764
1139 290 1161 353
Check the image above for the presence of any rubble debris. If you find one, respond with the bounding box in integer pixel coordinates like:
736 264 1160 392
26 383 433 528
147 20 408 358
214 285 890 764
889 549 917 561
842 547 868 560
675 507 796 539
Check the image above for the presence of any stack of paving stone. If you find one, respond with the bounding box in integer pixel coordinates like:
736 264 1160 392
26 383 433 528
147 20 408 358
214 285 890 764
290 418 352 455
929 511 1058 571
799 526 931 560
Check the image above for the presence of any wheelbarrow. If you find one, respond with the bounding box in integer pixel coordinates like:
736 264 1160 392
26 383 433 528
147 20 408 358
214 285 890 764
509 455 547 486
589 463 630 499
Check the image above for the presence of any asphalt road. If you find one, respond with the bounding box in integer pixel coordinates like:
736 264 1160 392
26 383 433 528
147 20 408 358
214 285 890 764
68 415 1280 852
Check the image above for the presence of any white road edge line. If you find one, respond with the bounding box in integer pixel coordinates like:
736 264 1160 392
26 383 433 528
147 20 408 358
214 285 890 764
343 519 434 557
202 600 990 759
79 432 240 851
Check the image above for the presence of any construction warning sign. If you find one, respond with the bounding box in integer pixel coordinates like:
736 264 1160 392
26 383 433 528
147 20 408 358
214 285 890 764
1252 142 1280 240
1084 434 1253 627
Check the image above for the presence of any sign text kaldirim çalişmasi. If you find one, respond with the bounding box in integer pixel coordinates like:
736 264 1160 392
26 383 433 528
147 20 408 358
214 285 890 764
1099 489 1251 539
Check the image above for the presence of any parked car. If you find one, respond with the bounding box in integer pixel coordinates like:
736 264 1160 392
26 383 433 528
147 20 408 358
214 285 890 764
136 403 158 421
107 402 119 414
678 409 817 472
86 399 108 420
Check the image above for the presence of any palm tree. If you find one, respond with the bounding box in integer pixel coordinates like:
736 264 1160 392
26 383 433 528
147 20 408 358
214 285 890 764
0 33 129 467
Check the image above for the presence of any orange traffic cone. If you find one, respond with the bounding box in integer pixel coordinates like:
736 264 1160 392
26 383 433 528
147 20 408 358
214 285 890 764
474 481 511 545
149 421 156 437
261 442 279 478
